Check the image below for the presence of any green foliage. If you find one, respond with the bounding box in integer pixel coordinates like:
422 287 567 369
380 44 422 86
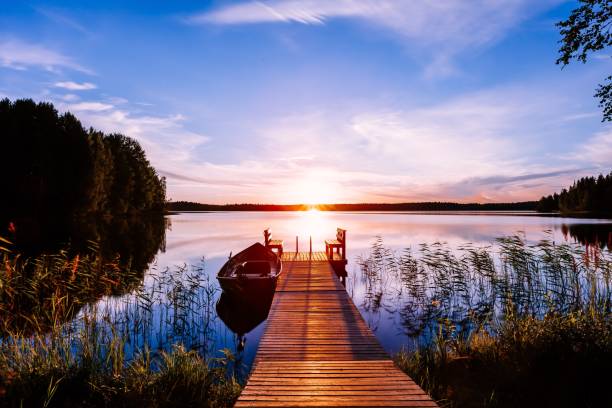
358 236 611 339
537 172 612 214
396 310 611 408
359 237 611 407
167 201 538 212
0 99 166 227
535 192 559 212
557 0 612 121
0 342 241 408
0 251 240 407
0 246 141 334
595 75 612 121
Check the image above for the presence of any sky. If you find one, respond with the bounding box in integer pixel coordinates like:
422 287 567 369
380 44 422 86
1 0 611 204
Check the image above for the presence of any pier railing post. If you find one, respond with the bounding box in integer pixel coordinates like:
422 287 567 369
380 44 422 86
295 236 298 253
309 236 312 255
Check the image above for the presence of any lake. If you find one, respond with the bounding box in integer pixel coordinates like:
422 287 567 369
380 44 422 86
143 211 612 371
6 211 611 377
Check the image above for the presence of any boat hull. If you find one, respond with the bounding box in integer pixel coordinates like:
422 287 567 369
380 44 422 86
216 242 282 296
218 275 277 296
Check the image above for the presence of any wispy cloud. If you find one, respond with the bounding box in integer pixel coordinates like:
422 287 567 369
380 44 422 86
179 84 591 203
574 130 612 167
35 7 91 35
190 0 564 77
54 81 97 90
43 77 603 204
69 102 113 112
0 39 92 74
189 1 368 25
61 94 80 102
61 103 210 175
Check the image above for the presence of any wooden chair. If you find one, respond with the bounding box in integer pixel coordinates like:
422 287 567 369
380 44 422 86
325 228 346 260
264 228 283 256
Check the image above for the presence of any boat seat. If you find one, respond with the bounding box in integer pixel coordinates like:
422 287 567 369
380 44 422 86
238 261 271 276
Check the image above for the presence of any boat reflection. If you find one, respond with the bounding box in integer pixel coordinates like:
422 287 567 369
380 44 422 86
216 288 274 353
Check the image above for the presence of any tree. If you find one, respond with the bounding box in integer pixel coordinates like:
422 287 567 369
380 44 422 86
536 172 612 214
557 0 612 121
0 99 166 240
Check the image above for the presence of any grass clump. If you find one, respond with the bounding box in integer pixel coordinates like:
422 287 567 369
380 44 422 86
0 244 242 407
396 309 610 407
0 342 241 407
358 235 611 407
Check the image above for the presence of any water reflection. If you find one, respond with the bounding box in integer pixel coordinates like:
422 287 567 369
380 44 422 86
355 235 611 353
90 212 612 360
0 214 168 333
216 289 274 354
562 223 612 250
4 211 612 369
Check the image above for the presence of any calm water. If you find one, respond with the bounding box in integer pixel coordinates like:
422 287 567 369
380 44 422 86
140 211 612 370
10 211 610 376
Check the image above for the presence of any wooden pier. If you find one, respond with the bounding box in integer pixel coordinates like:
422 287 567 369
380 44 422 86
234 251 438 407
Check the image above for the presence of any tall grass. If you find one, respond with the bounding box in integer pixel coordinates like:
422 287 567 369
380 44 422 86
0 245 241 407
357 235 611 407
357 234 610 339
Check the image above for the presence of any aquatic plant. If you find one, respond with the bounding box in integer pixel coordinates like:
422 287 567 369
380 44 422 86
356 236 611 407
357 235 610 342
395 309 611 407
0 247 241 407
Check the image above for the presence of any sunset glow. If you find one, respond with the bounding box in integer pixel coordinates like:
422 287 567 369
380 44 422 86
1 1 610 204
289 179 339 205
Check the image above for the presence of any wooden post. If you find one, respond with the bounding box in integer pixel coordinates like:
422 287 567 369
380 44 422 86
295 236 298 253
309 236 312 254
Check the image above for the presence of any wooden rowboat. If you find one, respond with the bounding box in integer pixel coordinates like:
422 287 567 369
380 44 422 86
217 243 282 295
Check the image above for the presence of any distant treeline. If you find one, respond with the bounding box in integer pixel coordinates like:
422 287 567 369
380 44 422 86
0 99 166 246
537 172 612 215
167 201 538 212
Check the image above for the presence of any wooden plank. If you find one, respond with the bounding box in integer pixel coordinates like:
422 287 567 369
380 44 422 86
234 252 437 408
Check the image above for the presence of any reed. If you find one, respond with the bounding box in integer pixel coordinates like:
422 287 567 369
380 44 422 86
395 309 610 407
0 244 241 407
357 235 611 407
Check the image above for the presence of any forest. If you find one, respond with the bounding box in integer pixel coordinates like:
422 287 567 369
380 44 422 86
537 172 612 214
0 99 166 249
167 201 538 212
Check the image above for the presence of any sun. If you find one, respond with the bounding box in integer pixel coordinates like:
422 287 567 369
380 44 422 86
291 178 338 205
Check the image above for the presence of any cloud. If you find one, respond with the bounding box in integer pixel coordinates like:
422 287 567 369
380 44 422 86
561 111 600 122
463 169 592 186
54 81 97 90
35 7 91 35
61 103 211 175
195 83 596 204
61 94 80 102
189 1 369 25
0 39 92 74
69 102 114 112
36 82 606 204
574 131 612 166
42 79 601 204
190 0 564 77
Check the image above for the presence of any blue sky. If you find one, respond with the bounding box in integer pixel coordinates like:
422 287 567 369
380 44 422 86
1 0 611 204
